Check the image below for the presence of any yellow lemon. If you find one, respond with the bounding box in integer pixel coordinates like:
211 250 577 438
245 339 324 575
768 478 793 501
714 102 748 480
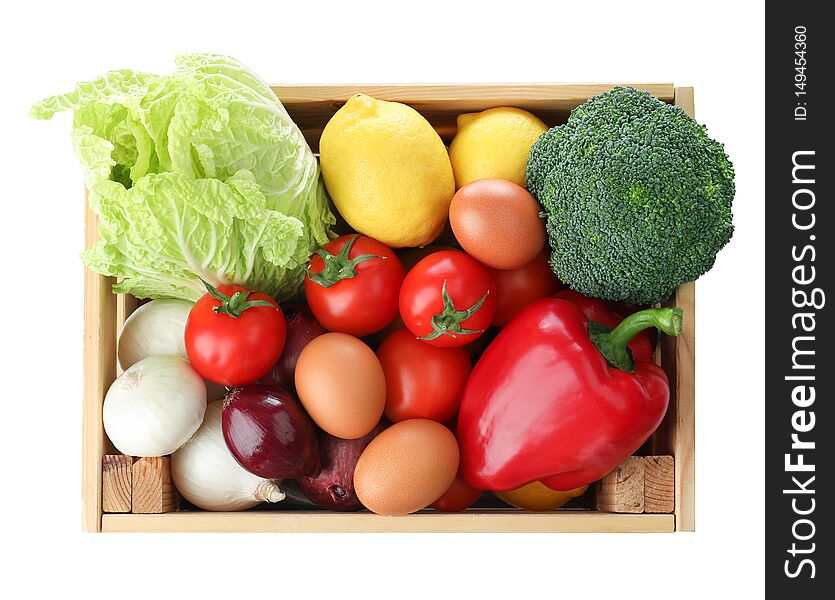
449 107 548 188
495 481 588 511
319 94 455 248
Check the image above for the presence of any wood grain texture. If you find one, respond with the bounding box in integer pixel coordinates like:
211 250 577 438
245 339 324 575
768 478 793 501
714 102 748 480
273 83 675 151
102 511 675 533
131 457 180 514
669 87 696 532
644 456 675 513
101 455 132 513
83 200 118 532
596 456 645 513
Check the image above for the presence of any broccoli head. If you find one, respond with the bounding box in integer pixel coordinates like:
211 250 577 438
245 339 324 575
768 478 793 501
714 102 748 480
526 86 734 305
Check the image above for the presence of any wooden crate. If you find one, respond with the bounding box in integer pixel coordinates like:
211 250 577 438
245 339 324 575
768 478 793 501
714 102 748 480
83 83 695 533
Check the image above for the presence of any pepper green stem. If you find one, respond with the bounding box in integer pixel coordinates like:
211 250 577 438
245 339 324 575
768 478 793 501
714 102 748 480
588 307 683 372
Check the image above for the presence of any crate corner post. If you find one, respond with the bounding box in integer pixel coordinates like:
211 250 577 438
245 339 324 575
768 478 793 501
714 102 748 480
82 200 118 532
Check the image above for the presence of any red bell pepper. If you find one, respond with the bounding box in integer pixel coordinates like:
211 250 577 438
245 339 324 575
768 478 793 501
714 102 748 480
457 294 682 492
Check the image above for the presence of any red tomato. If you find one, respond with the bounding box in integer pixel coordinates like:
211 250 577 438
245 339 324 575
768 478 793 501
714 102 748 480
376 328 472 423
488 250 562 327
305 235 405 336
399 250 496 348
431 472 482 512
185 284 286 386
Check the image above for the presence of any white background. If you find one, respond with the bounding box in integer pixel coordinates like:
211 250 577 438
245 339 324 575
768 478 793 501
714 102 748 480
2 1 764 597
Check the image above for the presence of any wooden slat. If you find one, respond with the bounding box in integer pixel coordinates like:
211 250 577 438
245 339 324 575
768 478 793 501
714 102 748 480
101 455 132 513
273 82 675 106
274 83 675 151
644 456 675 514
669 88 696 532
665 278 695 530
131 457 180 514
82 201 118 532
596 457 645 513
102 511 675 533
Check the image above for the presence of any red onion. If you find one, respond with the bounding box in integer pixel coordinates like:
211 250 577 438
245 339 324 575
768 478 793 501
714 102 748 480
261 305 327 392
298 419 388 511
222 384 319 479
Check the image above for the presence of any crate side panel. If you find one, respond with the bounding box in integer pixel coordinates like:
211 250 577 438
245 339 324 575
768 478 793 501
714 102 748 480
274 83 675 151
83 206 118 532
102 511 675 533
656 280 695 531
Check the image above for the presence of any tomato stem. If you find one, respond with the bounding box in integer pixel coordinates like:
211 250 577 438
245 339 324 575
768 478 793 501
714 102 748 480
307 235 383 288
201 280 274 319
419 280 489 341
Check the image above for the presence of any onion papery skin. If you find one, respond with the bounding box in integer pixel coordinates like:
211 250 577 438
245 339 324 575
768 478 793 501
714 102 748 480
103 355 206 457
117 299 193 370
172 401 285 511
222 384 320 479
298 419 387 511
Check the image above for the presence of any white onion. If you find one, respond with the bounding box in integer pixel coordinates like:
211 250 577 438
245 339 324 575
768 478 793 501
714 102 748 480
171 401 285 511
103 355 207 456
118 299 193 370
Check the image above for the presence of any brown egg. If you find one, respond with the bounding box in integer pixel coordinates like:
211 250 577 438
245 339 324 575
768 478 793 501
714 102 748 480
295 332 386 439
449 178 546 270
354 419 459 515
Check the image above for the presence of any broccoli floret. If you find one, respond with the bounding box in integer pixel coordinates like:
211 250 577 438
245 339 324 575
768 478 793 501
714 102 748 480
526 86 734 305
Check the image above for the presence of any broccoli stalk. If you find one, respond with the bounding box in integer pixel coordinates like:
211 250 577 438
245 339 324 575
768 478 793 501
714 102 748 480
525 86 734 305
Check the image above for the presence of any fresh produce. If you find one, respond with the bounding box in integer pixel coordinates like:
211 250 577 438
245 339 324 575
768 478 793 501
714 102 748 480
319 94 455 248
354 419 459 516
449 179 546 270
526 86 735 304
488 251 561 326
117 299 193 369
260 305 327 392
103 355 206 457
172 401 285 511
185 283 286 386
449 107 548 188
495 482 588 511
222 385 319 479
457 297 682 491
39 61 733 522
376 328 472 423
431 472 482 512
298 420 387 511
294 333 386 439
305 234 405 336
31 54 334 302
399 250 496 348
